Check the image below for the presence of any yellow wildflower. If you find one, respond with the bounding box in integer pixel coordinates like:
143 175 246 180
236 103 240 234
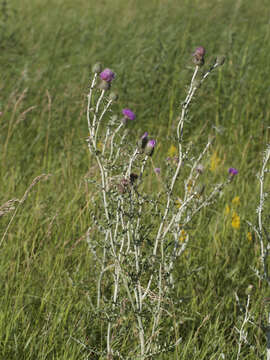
97 142 103 151
210 151 221 172
247 232 252 241
179 229 187 243
176 198 182 208
232 196 240 206
187 179 193 193
225 204 230 215
232 211 240 229
168 144 177 158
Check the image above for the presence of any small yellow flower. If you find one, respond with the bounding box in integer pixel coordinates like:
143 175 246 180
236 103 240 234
187 179 193 193
247 232 252 241
232 196 240 206
176 198 182 208
179 229 187 243
225 204 230 215
232 211 240 229
97 142 103 151
210 151 221 172
168 144 177 158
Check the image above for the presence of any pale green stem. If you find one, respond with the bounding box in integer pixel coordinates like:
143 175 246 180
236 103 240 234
87 73 98 138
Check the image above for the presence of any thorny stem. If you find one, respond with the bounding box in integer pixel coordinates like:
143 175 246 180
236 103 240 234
236 295 251 360
109 123 123 161
144 65 214 306
126 148 139 178
267 312 270 360
97 236 110 308
111 129 128 167
91 89 105 146
135 155 149 239
95 98 113 145
87 73 98 137
153 66 199 258
258 146 270 281
162 139 212 242
103 116 118 156
141 66 201 311
146 264 163 354
183 138 212 198
86 79 119 356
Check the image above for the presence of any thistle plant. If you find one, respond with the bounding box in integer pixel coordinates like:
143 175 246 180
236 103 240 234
245 145 270 359
85 49 235 359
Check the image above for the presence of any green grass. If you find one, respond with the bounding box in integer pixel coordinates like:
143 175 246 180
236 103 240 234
0 0 270 358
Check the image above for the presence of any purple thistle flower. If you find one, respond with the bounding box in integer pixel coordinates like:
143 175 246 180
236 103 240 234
193 46 205 57
154 168 161 175
148 139 156 147
137 132 148 151
192 46 206 66
100 68 115 83
145 139 156 156
122 108 136 121
228 167 238 176
141 132 148 139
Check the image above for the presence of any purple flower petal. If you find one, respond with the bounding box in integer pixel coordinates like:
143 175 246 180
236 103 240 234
228 168 238 176
100 68 115 82
141 132 148 139
148 139 156 148
193 46 205 57
145 139 156 156
122 108 136 121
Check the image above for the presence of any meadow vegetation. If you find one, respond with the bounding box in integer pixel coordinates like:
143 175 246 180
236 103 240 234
0 0 270 358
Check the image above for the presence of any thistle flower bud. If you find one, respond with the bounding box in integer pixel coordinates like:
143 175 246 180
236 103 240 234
118 178 130 194
92 62 102 74
137 132 148 151
145 139 156 156
98 80 111 91
117 173 138 194
192 46 206 67
108 92 118 101
196 164 204 174
130 173 138 184
245 284 253 295
194 184 205 198
215 55 225 66
111 114 118 123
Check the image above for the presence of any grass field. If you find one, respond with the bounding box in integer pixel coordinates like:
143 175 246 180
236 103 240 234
1 0 270 358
